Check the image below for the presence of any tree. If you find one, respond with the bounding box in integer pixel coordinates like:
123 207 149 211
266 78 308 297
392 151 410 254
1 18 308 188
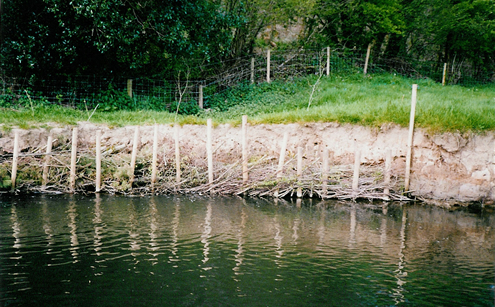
0 0 241 79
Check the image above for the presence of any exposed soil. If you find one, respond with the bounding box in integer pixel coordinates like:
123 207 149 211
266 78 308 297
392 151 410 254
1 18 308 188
1 122 494 207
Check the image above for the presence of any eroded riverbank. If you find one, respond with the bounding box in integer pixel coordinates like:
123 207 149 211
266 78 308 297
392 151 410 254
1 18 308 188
1 122 494 208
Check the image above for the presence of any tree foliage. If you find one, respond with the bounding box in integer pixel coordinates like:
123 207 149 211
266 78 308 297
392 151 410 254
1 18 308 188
1 0 240 79
1 0 493 81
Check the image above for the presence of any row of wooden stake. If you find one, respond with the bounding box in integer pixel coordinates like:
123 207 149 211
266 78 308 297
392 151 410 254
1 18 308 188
9 84 417 196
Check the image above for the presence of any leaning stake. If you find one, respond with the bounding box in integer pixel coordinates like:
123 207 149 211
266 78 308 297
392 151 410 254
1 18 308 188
11 131 19 192
42 135 53 190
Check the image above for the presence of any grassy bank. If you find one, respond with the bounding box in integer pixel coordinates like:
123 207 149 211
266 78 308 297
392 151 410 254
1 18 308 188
1 73 494 133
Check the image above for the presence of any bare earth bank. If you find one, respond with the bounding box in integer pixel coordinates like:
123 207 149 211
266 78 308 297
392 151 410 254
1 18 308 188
1 122 494 207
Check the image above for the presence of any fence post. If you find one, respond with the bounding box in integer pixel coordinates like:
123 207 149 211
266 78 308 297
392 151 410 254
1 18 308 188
96 130 102 192
127 79 133 98
322 148 329 197
384 149 392 199
267 49 271 83
242 115 248 185
297 147 303 198
404 84 417 193
151 125 158 191
326 47 330 76
352 149 361 192
364 44 372 75
198 84 203 109
11 131 19 192
42 135 53 190
69 128 78 193
274 132 288 198
251 58 255 84
129 126 139 188
442 63 447 86
207 119 214 184
175 123 181 188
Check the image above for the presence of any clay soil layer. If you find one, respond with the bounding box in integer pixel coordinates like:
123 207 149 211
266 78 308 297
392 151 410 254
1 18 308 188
1 122 494 206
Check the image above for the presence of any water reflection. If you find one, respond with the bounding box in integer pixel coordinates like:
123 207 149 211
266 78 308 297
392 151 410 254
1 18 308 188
393 206 408 305
93 194 103 257
169 199 180 267
148 198 159 264
201 202 212 270
0 195 493 307
67 199 79 262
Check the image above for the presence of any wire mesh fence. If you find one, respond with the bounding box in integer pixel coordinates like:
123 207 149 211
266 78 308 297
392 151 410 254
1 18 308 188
1 47 493 110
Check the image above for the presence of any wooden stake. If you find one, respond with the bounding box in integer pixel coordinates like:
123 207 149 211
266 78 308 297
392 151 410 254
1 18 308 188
267 49 271 83
404 84 417 192
274 132 288 198
95 130 102 193
129 127 139 187
276 132 288 178
297 147 303 198
242 115 248 184
151 125 158 191
69 128 78 193
10 131 19 192
175 124 181 187
384 149 392 199
127 79 133 98
322 148 329 197
364 43 371 75
42 135 53 190
326 47 330 76
352 149 361 191
442 63 447 86
207 119 213 184
251 58 255 84
198 85 203 109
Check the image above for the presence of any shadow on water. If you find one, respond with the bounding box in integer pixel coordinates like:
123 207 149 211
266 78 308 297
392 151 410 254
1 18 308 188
0 194 494 306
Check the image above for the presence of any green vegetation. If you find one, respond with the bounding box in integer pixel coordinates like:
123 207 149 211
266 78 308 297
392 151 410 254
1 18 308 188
1 73 494 133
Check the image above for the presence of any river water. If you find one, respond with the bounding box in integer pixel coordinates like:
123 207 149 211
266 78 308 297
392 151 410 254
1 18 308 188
0 195 493 306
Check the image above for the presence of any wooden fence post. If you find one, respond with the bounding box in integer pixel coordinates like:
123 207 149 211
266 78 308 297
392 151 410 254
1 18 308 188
10 131 19 192
297 147 303 198
127 79 133 98
322 148 329 197
404 84 417 192
198 85 203 109
242 115 248 185
251 58 255 84
267 49 271 83
384 149 392 199
96 130 102 192
175 124 181 188
207 119 214 184
42 135 53 190
274 132 288 198
364 43 372 75
151 125 158 191
69 128 78 193
326 47 330 76
442 63 447 86
352 149 361 192
129 127 139 187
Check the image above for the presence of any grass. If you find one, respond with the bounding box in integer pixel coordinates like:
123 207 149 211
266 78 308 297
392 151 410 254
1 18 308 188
1 72 494 133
